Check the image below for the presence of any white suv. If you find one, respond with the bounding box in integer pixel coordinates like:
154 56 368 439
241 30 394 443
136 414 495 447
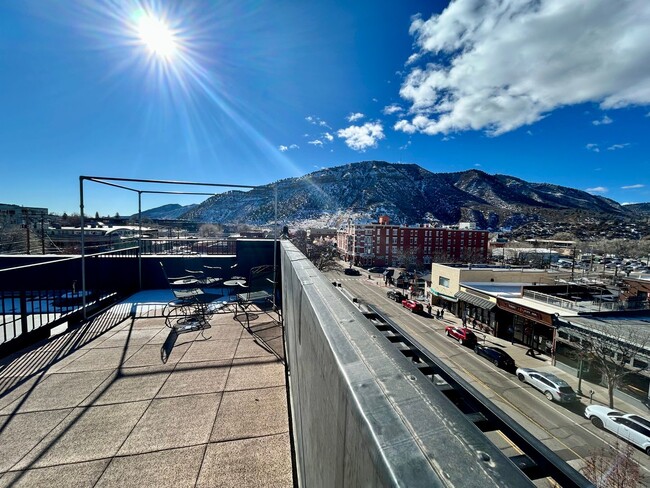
516 368 578 403
585 405 650 455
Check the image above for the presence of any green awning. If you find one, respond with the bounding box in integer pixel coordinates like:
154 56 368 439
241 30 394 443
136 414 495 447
430 289 458 302
455 291 496 310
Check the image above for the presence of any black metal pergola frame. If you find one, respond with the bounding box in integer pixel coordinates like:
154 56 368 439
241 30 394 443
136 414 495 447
78 175 278 317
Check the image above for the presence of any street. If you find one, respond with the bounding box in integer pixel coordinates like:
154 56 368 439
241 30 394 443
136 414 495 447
326 267 650 480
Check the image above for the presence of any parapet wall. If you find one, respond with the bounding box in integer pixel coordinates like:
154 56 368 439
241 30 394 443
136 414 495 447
280 240 532 487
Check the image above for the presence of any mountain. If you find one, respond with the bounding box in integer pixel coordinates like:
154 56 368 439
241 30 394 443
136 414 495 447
136 203 197 220
624 203 650 217
179 161 634 231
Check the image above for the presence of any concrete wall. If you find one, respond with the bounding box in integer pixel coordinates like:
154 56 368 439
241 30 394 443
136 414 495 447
281 241 532 487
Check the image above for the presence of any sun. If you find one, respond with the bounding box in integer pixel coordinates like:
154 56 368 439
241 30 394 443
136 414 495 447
136 13 178 59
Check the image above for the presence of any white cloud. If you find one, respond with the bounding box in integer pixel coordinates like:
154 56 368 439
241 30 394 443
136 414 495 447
337 122 385 151
305 115 330 129
347 112 365 122
592 115 613 125
398 0 650 136
586 186 608 193
279 144 299 152
586 143 600 152
474 163 481 167
323 132 334 142
622 184 645 189
383 104 404 115
308 140 323 146
607 143 630 151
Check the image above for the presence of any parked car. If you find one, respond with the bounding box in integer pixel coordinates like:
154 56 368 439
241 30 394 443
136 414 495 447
585 405 650 454
445 326 477 347
474 344 515 369
344 268 361 276
516 368 578 403
387 290 405 302
368 266 386 273
401 299 423 313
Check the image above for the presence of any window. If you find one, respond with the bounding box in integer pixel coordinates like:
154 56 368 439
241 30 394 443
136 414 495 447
439 276 450 287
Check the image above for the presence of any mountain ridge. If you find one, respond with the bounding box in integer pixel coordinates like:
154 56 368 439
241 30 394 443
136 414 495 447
143 161 643 232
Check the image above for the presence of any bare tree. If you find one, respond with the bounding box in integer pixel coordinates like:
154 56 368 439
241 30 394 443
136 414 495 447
394 247 418 270
581 441 642 488
568 320 650 408
198 224 224 237
309 238 338 271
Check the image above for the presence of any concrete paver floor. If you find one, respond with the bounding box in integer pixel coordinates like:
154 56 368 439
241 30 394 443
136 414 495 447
0 295 293 488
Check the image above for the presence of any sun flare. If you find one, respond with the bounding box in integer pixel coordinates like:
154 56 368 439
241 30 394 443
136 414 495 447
136 14 178 59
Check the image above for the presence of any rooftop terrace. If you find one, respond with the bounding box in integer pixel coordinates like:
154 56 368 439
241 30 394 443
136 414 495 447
0 291 291 487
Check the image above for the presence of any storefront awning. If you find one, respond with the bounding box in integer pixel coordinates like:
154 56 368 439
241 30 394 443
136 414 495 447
455 291 496 310
430 289 458 302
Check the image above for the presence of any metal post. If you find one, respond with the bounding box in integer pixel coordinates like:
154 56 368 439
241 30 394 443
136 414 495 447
138 191 142 290
273 183 278 309
80 177 87 319
577 357 584 396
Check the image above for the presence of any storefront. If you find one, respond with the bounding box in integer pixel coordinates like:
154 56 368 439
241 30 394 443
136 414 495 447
455 290 497 334
430 289 459 316
496 298 556 354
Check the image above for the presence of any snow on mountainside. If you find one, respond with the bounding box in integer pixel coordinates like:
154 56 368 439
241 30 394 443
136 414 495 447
175 161 631 230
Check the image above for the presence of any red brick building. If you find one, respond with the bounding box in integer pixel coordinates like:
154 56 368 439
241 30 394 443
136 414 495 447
336 216 488 267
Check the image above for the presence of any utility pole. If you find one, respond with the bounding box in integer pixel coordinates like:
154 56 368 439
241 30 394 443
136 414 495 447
24 211 30 255
41 216 45 254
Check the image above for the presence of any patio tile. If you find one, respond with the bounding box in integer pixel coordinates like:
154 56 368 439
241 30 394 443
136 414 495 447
51 346 142 374
0 370 114 414
0 459 109 488
122 343 190 368
118 393 221 455
234 337 278 359
13 401 149 470
156 360 231 398
225 357 286 391
81 366 173 406
179 339 239 363
93 328 161 349
211 386 289 442
197 433 292 488
96 445 203 488
0 409 73 473
0 375 41 410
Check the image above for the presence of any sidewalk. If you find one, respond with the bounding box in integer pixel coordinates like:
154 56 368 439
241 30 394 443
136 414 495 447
430 308 649 418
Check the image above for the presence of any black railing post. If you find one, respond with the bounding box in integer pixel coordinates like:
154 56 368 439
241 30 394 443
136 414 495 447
19 290 29 337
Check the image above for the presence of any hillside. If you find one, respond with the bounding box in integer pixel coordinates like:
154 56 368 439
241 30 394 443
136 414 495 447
179 161 631 231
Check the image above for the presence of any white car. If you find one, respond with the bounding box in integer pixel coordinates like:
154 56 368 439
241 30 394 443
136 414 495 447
585 405 650 455
516 367 577 403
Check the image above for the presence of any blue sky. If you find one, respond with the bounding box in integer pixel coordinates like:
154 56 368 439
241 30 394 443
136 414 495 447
1 0 649 216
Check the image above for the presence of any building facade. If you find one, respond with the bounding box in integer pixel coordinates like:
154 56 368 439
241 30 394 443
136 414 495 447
337 216 489 268
0 204 48 227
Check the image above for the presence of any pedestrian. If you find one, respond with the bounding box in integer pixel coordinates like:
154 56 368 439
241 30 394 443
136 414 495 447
427 304 432 316
525 348 536 358
440 309 444 319
472 318 477 329
436 309 440 319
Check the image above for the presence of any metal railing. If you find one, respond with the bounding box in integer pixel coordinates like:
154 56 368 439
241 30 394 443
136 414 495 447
523 289 650 313
0 248 139 353
139 238 236 255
